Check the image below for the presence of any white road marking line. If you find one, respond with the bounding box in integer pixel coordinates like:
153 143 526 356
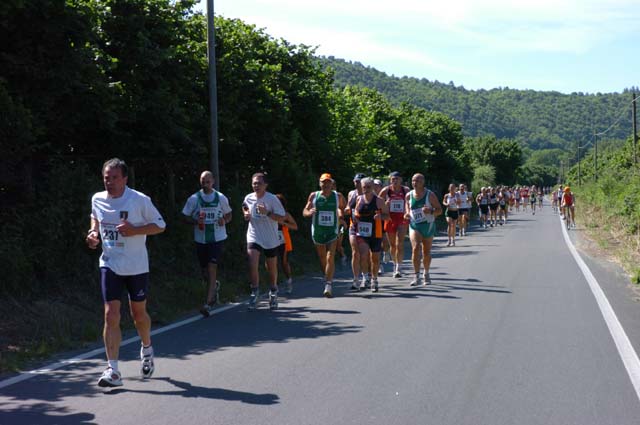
0 302 243 389
561 216 640 402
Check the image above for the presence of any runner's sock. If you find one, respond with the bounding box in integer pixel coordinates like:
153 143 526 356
108 360 119 371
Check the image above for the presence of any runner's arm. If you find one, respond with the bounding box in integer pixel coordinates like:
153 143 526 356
302 192 316 218
430 192 443 217
283 212 298 231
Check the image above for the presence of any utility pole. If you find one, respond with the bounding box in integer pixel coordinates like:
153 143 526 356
594 130 598 182
577 139 581 186
633 92 638 165
207 0 220 189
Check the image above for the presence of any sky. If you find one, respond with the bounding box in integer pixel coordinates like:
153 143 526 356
197 0 640 94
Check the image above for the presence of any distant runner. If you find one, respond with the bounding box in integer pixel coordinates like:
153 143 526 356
443 183 461 246
303 173 345 297
405 174 442 285
181 171 232 317
379 172 410 278
273 194 298 294
242 173 286 310
350 177 389 292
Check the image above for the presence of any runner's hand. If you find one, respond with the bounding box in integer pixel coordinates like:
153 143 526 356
116 220 135 237
86 231 100 249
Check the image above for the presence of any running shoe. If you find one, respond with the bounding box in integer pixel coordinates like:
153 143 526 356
350 281 359 291
378 265 384 275
248 289 259 310
285 279 293 295
323 283 333 298
269 290 278 310
393 271 401 278
212 280 221 305
98 367 123 387
359 277 367 291
423 273 432 285
140 347 154 379
409 277 422 286
199 303 214 318
372 279 379 292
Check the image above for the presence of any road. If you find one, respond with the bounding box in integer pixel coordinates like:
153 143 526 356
2 202 640 425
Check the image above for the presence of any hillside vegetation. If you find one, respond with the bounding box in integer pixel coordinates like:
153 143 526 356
319 57 636 153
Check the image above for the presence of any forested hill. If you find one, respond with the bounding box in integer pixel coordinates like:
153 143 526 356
319 56 635 151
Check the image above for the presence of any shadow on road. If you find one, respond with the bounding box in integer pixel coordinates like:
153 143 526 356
106 377 280 405
0 402 96 425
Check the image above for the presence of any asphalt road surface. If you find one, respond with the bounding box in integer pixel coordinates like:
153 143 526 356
2 202 640 425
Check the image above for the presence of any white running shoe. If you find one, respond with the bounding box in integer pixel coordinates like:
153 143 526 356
248 290 259 310
323 283 333 298
423 273 432 285
199 303 214 318
285 279 293 295
378 265 384 274
269 290 278 310
409 277 422 286
393 270 401 278
372 279 379 292
98 367 123 387
140 347 154 379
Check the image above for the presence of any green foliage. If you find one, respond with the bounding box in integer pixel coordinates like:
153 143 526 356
471 165 496 192
320 56 634 151
464 136 522 184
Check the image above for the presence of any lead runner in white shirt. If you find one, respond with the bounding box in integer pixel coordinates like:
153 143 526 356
86 158 165 388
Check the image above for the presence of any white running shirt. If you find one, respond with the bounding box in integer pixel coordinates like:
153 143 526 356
91 186 166 275
243 191 285 249
182 189 232 243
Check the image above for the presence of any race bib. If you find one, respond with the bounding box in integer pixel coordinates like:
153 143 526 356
277 230 285 244
389 199 404 213
252 205 265 218
102 223 125 250
318 211 335 226
411 208 434 224
480 198 488 205
357 221 373 237
411 208 426 223
200 207 217 224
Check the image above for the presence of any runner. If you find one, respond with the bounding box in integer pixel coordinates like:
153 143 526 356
530 185 538 215
379 171 410 278
442 183 461 246
242 173 286 310
521 185 530 212
345 173 365 290
181 171 232 317
538 187 544 209
514 186 521 212
497 186 508 225
556 186 565 218
476 187 490 228
86 158 166 388
488 187 499 227
331 180 348 266
457 183 472 237
552 188 559 213
272 194 298 295
405 174 442 285
350 177 389 292
561 186 576 228
303 173 345 297
373 178 390 274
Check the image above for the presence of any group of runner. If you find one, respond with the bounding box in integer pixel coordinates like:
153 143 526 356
86 158 576 388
